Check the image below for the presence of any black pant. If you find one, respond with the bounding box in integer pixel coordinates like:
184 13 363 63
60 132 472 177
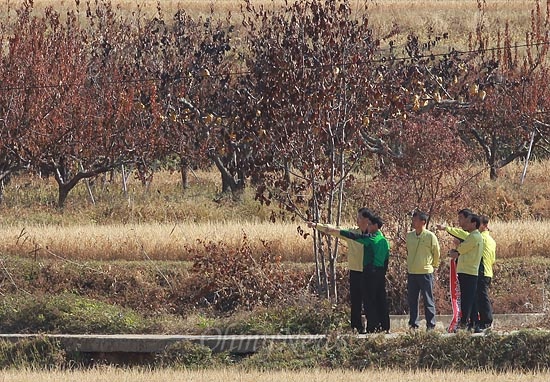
363 266 389 333
458 273 478 326
475 276 493 328
349 270 364 332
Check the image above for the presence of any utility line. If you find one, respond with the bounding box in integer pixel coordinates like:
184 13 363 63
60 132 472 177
0 40 548 92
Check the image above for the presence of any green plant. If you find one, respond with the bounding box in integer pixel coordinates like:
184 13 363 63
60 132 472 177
0 293 148 334
0 337 66 369
155 341 214 369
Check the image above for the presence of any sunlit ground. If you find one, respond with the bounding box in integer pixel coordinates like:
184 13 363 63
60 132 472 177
1 368 550 382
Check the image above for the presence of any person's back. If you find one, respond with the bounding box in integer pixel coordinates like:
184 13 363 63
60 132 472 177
476 215 497 331
359 230 390 270
480 230 496 278
315 224 365 271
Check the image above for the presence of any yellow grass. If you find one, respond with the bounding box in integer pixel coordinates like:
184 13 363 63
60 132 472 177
1 0 540 48
0 219 547 262
0 368 549 382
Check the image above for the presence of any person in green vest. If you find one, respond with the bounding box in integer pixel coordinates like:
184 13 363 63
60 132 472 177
406 210 441 331
307 207 373 333
310 213 390 333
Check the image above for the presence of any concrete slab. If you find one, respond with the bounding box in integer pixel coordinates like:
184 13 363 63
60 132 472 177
0 314 545 354
390 313 546 330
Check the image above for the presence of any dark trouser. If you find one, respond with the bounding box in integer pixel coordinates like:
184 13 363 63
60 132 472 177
363 266 390 333
458 273 478 327
475 276 493 328
349 270 364 332
407 273 436 329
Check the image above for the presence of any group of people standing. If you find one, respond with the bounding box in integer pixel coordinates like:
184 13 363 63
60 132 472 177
307 207 496 334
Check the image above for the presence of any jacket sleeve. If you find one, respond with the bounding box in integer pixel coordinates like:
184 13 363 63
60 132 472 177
446 226 469 242
339 230 372 245
316 224 344 238
456 234 476 255
432 233 441 268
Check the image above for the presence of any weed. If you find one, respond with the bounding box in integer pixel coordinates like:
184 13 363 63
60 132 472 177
0 337 66 369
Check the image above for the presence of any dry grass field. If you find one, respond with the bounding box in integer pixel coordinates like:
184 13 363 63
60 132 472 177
0 219 548 262
1 368 550 382
0 159 548 262
1 0 540 49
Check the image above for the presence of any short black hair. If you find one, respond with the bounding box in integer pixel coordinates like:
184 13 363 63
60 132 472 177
412 210 429 223
480 215 490 226
470 214 481 229
458 208 473 218
368 214 384 228
358 207 373 219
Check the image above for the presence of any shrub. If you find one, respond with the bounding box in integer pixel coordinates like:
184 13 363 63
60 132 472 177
0 293 148 334
155 341 214 369
183 234 308 312
0 337 66 369
212 299 349 335
242 330 550 371
242 341 323 371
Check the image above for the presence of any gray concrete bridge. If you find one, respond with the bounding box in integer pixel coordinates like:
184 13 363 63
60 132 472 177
0 314 545 355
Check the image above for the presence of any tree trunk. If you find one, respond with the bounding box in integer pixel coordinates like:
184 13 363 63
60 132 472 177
211 153 245 196
57 183 71 209
0 171 10 205
180 157 189 192
489 165 498 180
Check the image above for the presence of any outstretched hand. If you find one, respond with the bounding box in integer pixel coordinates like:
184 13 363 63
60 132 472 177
306 221 317 229
436 224 447 231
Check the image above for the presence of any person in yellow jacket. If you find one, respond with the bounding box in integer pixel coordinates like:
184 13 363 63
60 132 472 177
307 207 373 333
477 215 496 330
312 213 390 333
447 214 484 331
406 211 440 330
437 210 496 332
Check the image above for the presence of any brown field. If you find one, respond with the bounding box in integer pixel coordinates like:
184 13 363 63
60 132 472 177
0 219 548 262
1 368 549 382
0 159 549 262
1 0 540 49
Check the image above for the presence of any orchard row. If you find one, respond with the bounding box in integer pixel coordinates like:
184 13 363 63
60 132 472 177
0 0 548 213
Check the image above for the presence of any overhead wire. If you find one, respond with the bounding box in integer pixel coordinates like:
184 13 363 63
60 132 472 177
0 40 548 93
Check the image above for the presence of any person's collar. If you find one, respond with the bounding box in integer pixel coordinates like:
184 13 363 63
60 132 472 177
415 227 425 235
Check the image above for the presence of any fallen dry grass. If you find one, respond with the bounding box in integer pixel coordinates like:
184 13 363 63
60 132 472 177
0 219 547 262
1 368 549 382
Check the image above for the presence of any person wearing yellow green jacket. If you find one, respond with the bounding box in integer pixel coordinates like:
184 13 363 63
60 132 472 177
477 215 496 329
307 207 373 333
338 214 391 333
406 211 440 330
438 212 496 331
448 214 484 330
309 212 390 333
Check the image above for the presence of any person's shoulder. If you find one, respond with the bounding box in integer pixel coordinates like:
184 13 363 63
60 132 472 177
485 233 496 244
424 229 438 239
406 230 416 238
